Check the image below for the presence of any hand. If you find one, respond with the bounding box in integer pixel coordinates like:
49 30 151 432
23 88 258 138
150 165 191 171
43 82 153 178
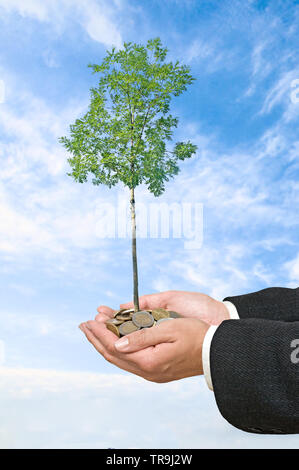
119 290 230 326
79 317 209 383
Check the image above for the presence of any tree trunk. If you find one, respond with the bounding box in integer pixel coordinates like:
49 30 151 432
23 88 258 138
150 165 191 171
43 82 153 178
130 187 140 311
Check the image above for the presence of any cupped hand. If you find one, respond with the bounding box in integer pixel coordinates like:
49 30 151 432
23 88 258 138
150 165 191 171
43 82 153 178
79 317 209 383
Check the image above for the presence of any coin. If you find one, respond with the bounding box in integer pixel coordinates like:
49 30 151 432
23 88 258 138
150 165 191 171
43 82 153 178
106 318 123 326
156 318 174 325
113 308 126 318
116 313 133 321
132 311 154 328
168 310 182 318
121 309 135 314
119 321 139 336
152 308 170 321
106 322 120 337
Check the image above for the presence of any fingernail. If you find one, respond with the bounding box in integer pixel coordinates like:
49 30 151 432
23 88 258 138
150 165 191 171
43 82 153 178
115 337 129 350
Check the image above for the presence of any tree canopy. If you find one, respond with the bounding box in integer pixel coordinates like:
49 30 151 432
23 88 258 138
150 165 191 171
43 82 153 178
59 37 197 197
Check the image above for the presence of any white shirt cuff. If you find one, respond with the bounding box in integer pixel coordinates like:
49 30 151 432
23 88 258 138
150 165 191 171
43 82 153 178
222 300 239 319
202 301 239 391
202 325 218 391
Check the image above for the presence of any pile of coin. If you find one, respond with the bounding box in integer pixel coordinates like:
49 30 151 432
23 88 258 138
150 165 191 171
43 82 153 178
105 308 182 337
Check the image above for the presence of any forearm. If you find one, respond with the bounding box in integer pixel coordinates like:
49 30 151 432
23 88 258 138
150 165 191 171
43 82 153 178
223 287 299 322
210 318 299 434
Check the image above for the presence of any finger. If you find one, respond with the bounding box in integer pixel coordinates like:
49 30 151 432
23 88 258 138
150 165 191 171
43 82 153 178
96 305 115 316
95 311 114 323
85 320 158 368
120 292 168 310
79 322 126 365
85 320 150 364
119 300 134 309
79 323 110 357
95 306 115 323
85 320 119 352
79 323 153 377
114 322 175 353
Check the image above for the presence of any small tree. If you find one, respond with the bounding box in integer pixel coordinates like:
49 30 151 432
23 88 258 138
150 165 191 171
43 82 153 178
60 38 197 312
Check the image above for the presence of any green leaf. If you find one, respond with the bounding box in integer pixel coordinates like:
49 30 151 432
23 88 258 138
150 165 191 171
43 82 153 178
59 37 197 196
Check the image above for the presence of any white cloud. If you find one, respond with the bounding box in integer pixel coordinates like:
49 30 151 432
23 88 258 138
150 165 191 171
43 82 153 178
244 40 274 97
0 2 298 294
81 2 122 47
260 69 299 116
0 366 298 449
0 196 55 254
0 66 298 297
0 1 298 449
285 253 299 285
252 261 274 285
0 85 117 263
168 246 250 300
42 49 59 69
251 41 270 77
184 38 236 73
131 117 299 298
186 39 214 63
0 0 49 21
0 309 77 340
0 0 123 47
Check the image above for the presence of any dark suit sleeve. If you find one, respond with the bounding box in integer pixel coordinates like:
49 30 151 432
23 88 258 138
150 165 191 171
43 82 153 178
224 287 299 321
210 318 299 434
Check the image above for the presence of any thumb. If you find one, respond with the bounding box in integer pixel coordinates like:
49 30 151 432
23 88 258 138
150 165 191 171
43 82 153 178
120 293 166 310
114 324 173 353
119 301 134 309
119 295 148 310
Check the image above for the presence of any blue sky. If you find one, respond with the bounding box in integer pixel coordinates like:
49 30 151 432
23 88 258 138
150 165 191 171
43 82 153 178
0 0 298 448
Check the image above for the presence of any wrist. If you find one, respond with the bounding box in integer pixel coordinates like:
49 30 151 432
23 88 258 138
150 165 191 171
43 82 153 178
219 300 231 320
211 300 230 325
